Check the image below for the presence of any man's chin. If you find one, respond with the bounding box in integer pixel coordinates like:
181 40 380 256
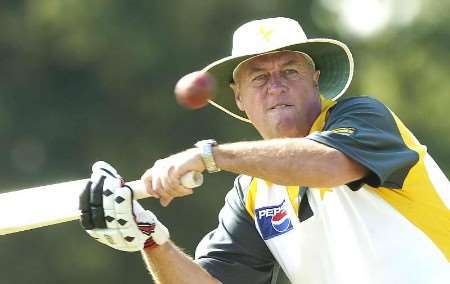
270 121 305 138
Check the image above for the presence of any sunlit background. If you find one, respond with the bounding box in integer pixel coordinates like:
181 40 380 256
319 0 422 37
0 0 449 283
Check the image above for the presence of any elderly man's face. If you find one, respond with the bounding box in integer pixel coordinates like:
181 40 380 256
231 51 321 139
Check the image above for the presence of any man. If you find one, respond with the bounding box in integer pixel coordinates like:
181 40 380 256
79 17 450 284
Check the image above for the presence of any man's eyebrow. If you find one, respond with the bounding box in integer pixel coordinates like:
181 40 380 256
246 66 265 76
281 60 306 68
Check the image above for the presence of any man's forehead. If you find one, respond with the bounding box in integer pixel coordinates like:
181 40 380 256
246 51 309 67
237 51 312 77
232 50 315 83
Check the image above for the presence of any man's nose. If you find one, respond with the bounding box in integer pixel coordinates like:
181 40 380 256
267 72 286 96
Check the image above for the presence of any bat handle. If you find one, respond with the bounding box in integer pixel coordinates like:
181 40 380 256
126 171 204 200
180 171 204 188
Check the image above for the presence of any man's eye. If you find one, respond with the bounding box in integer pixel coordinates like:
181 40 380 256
284 69 298 75
252 74 267 82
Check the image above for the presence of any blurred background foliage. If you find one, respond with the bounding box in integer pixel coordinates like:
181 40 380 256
0 0 449 283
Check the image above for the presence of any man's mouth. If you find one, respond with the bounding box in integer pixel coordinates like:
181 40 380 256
270 104 293 110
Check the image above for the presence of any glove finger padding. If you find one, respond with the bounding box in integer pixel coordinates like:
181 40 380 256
79 161 169 252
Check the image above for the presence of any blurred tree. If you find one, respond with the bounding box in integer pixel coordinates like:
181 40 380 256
0 0 448 283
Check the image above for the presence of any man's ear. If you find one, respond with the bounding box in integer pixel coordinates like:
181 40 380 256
313 70 320 87
230 82 245 111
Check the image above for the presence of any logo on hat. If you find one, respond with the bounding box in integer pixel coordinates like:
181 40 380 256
258 25 273 42
255 199 293 240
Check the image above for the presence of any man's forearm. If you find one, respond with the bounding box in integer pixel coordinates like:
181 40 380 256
213 138 367 187
142 241 220 284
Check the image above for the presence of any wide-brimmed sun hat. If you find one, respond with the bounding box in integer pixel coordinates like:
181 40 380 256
202 17 354 123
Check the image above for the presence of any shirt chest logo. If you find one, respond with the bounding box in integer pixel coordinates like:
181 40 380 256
255 200 293 240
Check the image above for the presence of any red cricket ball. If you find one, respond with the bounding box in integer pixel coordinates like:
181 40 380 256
174 71 216 110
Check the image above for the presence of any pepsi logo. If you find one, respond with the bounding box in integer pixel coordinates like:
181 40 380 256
255 199 294 240
271 209 291 232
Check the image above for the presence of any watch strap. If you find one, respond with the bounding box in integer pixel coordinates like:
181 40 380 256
195 139 221 173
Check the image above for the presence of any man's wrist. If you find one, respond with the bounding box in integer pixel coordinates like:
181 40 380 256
142 240 171 254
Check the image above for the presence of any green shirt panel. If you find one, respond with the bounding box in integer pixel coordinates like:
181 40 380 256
307 96 419 188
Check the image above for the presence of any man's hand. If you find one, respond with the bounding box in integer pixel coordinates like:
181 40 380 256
141 148 206 207
79 161 170 252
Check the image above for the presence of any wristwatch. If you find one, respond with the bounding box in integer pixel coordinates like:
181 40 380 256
195 139 221 173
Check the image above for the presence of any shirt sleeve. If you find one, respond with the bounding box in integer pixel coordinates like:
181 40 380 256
194 176 278 284
306 96 419 189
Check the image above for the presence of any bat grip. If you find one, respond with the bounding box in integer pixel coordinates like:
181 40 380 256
127 171 204 200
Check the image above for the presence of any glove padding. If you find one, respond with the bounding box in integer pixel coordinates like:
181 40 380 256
79 161 169 252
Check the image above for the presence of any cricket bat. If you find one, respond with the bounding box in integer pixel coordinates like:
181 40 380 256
0 171 203 235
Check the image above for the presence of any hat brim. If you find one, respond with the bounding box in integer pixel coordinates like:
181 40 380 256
203 39 354 123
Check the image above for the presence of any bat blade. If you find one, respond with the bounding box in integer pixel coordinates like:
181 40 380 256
0 171 202 235
0 179 146 235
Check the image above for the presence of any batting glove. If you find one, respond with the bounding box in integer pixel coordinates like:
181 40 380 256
79 161 170 252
